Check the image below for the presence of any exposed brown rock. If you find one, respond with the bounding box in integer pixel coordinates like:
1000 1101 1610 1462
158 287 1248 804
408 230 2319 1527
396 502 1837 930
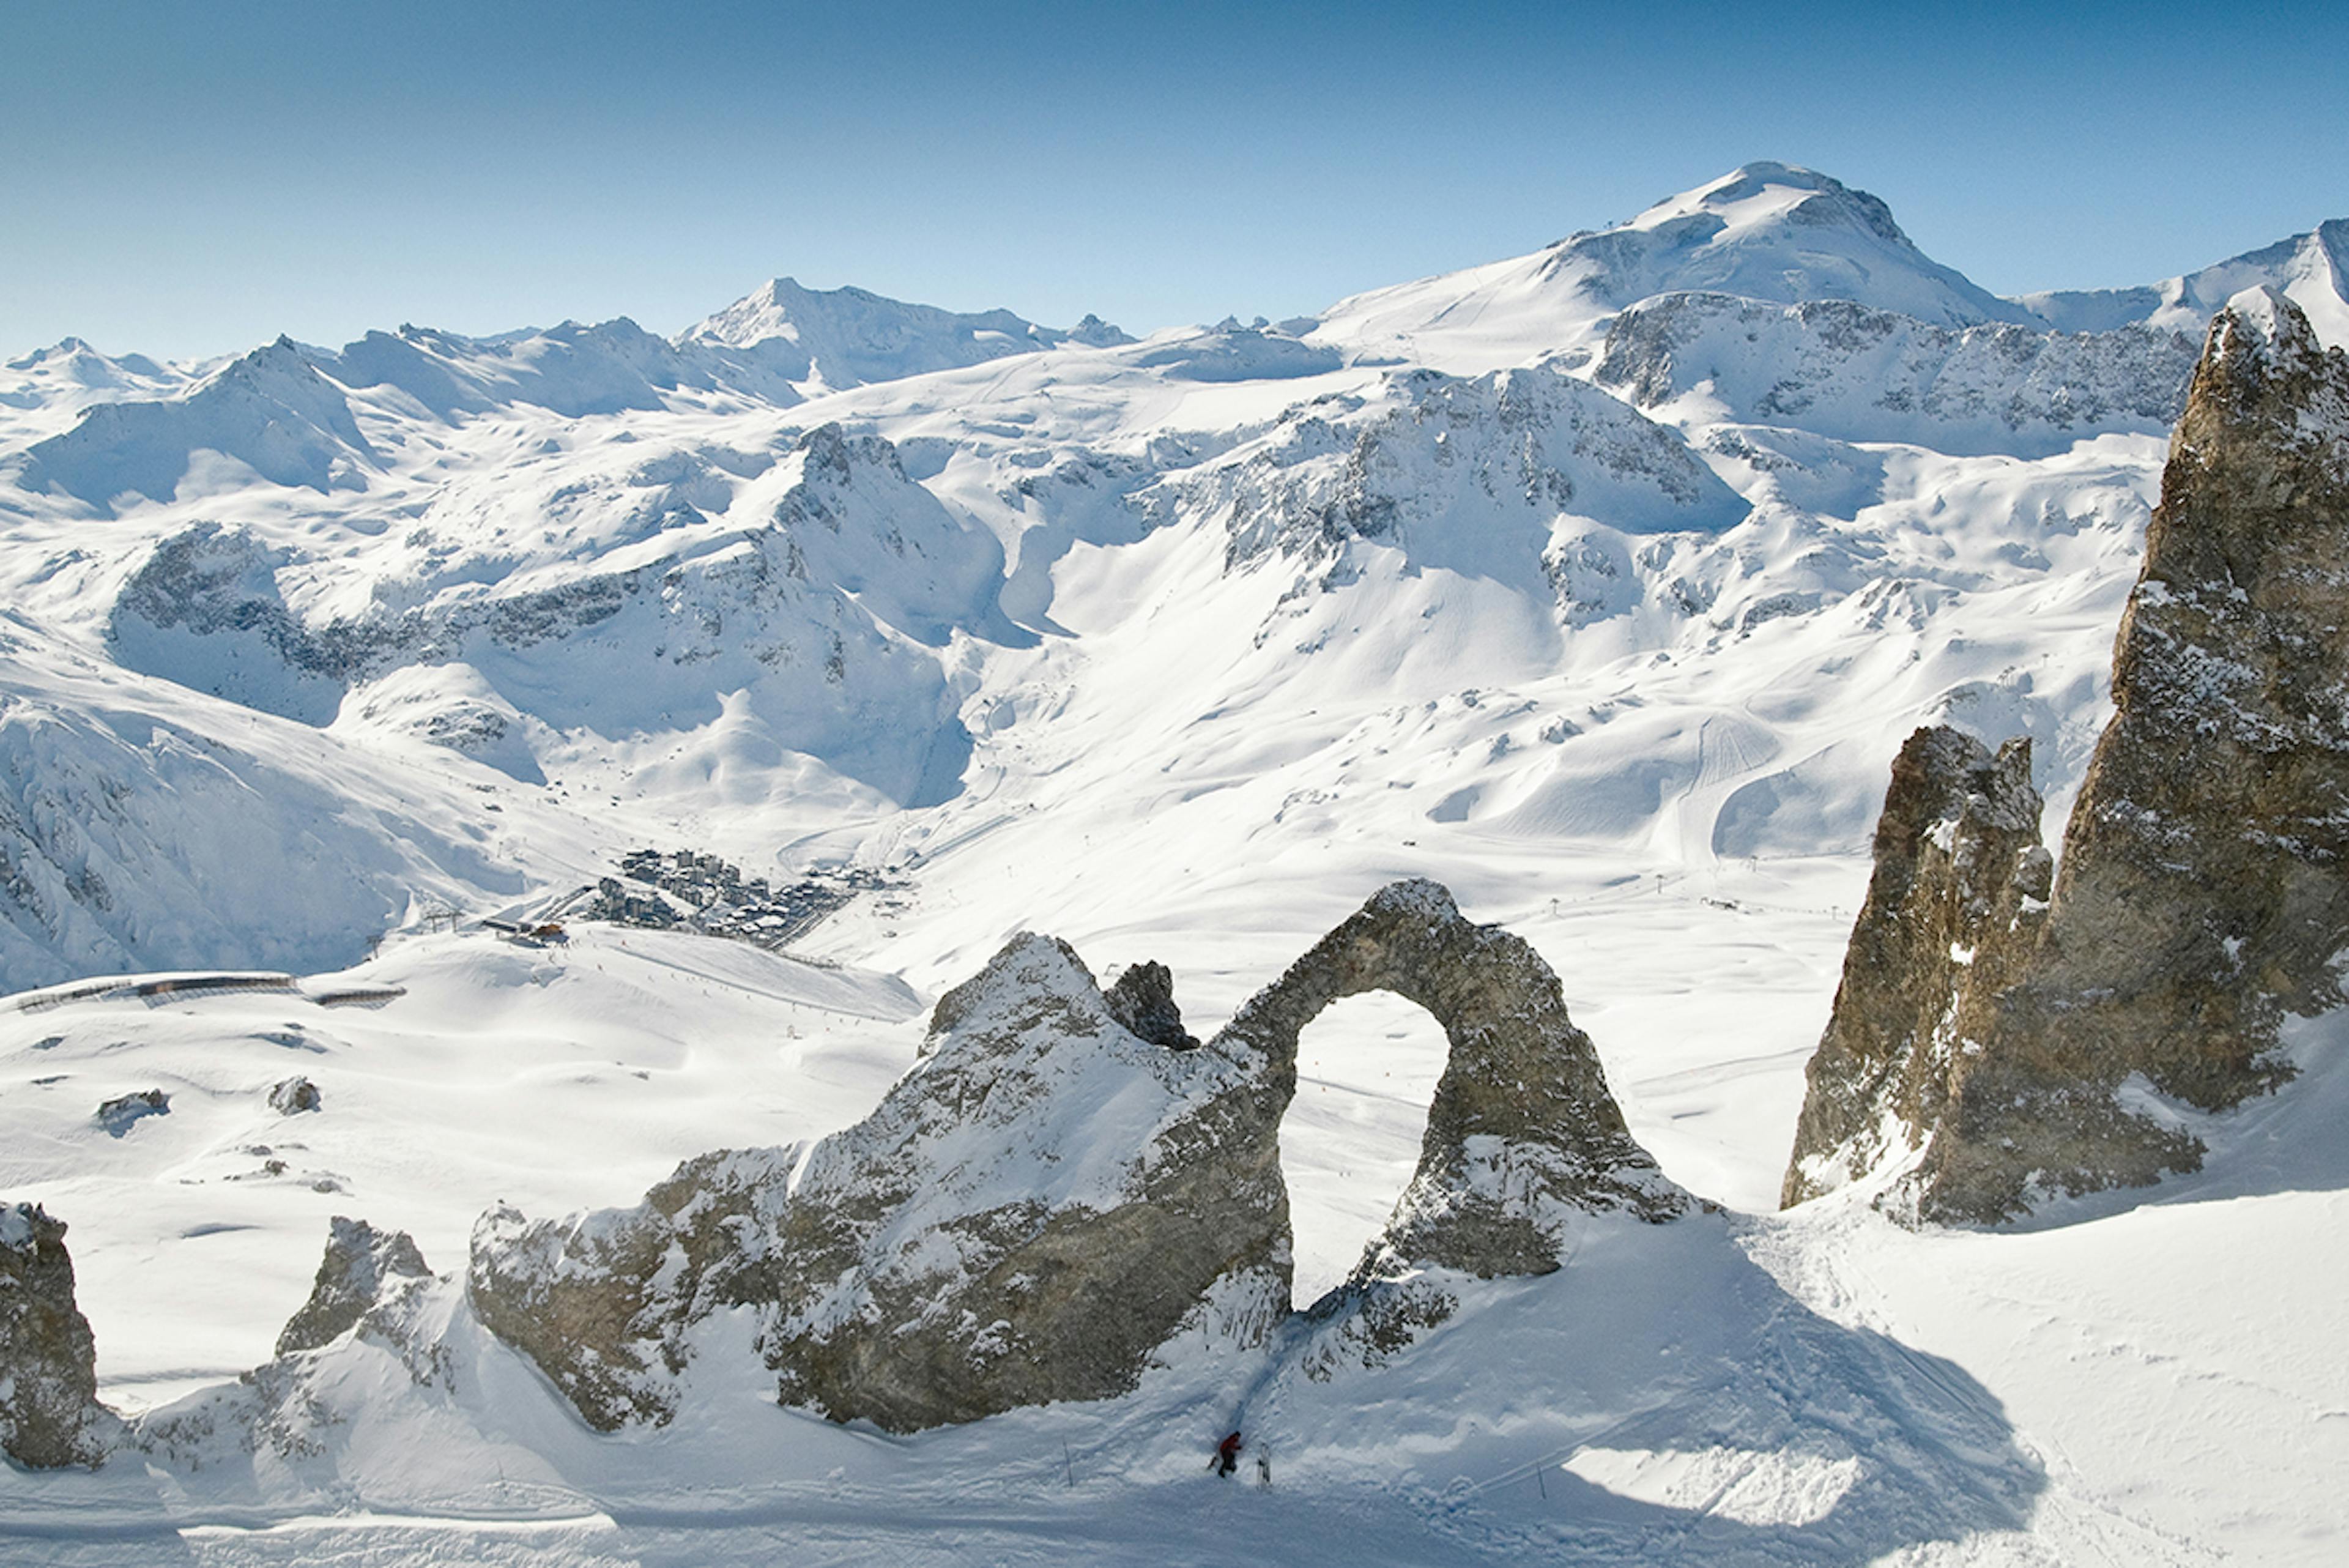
0 1202 107 1468
1222 878 1684 1281
757 934 1288 1432
469 1146 795 1432
1782 727 2050 1206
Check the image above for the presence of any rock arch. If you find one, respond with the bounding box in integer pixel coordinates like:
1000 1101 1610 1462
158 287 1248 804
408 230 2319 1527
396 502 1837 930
1214 879 1685 1284
469 879 1684 1432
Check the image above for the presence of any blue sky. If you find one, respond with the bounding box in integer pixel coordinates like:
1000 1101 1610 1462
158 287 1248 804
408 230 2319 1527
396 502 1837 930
6 0 2346 359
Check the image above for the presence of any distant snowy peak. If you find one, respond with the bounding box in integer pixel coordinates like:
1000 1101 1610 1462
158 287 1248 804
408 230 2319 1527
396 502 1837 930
680 276 1132 390
18 336 376 511
1313 162 2036 374
1551 163 2036 329
0 339 194 448
2 336 182 395
2015 218 2349 347
322 317 787 419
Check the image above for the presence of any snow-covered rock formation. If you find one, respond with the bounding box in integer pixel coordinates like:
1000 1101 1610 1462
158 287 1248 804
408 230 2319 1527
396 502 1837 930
0 1203 108 1469
1145 363 1749 578
1225 880 1685 1279
1594 294 2197 457
1786 289 2349 1222
468 881 1671 1432
470 926 1288 1433
273 1217 434 1358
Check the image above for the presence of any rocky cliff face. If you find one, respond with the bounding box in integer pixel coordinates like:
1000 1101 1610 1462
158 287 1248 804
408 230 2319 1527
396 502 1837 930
759 934 1289 1431
470 880 1675 1433
1781 729 2051 1207
0 1202 107 1468
1138 363 1750 584
1787 289 2349 1222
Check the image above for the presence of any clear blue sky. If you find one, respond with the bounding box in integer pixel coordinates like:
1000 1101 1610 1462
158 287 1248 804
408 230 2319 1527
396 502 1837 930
6 0 2346 360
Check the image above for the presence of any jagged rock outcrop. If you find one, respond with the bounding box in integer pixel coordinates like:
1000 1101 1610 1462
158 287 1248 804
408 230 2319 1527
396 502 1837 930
473 933 1283 1433
1787 289 2349 1222
1781 729 2051 1206
275 1217 432 1356
1137 363 1750 583
0 1203 106 1468
1104 960 1199 1049
470 1146 801 1431
470 880 1674 1433
268 1076 322 1116
756 935 1288 1430
1233 881 1688 1372
94 1089 169 1137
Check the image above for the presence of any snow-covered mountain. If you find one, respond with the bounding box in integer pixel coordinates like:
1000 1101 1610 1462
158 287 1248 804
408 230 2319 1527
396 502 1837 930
2 164 2346 1565
1310 162 2040 374
680 275 1132 392
0 338 193 447
2017 216 2349 345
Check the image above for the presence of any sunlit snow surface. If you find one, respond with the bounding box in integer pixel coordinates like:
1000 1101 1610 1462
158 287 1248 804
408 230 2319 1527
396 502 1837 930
2 165 2347 1562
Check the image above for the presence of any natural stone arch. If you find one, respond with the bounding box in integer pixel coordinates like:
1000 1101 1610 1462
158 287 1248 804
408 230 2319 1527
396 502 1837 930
1211 880 1685 1283
469 879 1685 1433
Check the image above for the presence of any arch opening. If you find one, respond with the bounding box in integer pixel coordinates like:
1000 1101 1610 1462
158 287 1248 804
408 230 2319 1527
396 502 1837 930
1278 989 1449 1309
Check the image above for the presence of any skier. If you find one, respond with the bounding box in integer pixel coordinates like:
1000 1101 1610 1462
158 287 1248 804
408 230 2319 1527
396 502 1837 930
1213 1430 1243 1477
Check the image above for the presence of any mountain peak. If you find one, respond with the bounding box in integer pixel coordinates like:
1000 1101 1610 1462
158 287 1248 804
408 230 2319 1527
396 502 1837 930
1671 161 1911 247
1557 162 2004 323
1314 160 2032 373
678 277 1128 389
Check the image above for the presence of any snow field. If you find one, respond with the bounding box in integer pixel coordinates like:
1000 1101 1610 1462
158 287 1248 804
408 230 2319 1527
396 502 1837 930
4 161 2348 1562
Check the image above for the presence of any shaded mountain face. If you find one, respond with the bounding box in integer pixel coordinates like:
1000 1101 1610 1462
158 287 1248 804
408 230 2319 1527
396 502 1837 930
20 338 377 508
1594 294 2199 458
1787 289 2349 1223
